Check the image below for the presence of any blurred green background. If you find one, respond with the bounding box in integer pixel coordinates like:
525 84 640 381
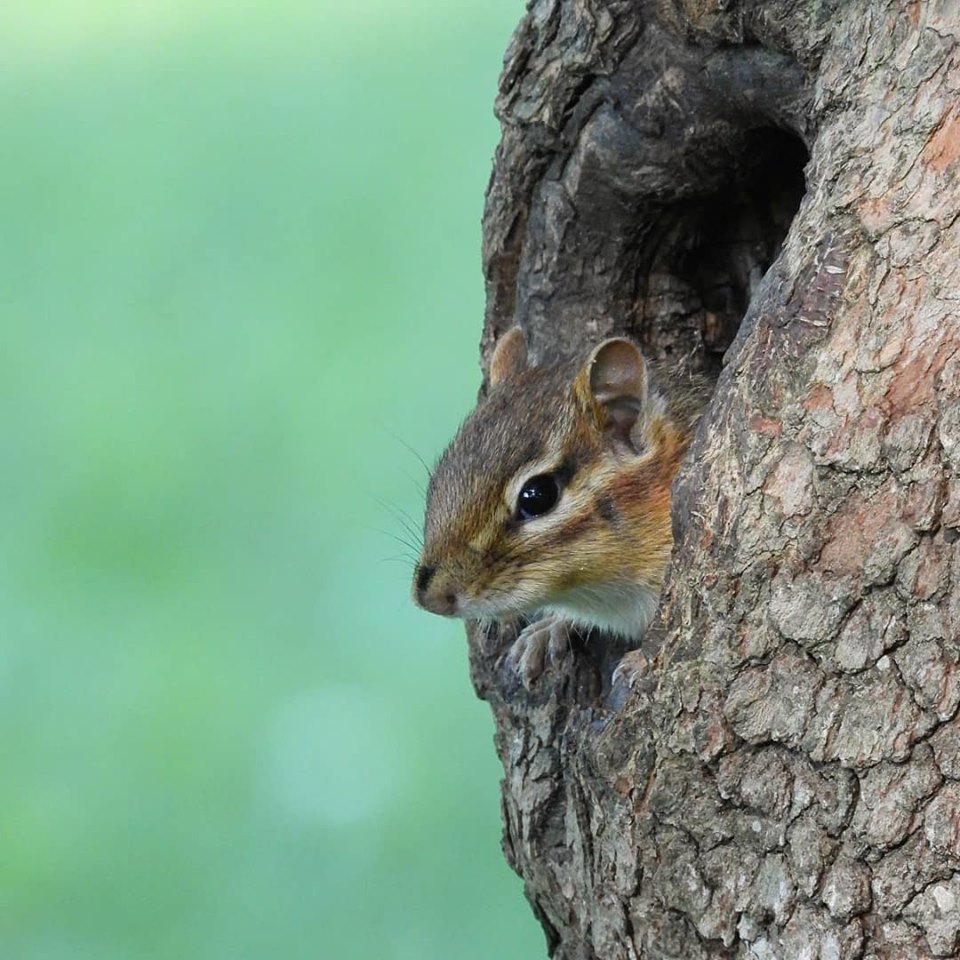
0 2 545 957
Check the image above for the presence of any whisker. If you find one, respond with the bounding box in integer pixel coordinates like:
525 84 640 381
399 466 428 498
360 523 422 555
376 423 434 478
374 497 424 549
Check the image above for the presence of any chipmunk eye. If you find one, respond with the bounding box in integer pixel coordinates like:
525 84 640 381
517 474 560 520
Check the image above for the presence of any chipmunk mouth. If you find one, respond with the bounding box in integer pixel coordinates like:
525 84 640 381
456 582 548 621
414 557 556 622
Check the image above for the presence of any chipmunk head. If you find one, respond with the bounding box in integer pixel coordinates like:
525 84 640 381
413 328 674 630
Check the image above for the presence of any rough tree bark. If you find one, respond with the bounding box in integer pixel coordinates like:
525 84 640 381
468 2 960 958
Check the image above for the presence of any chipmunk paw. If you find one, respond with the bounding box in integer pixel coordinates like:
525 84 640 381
611 648 650 694
503 615 572 689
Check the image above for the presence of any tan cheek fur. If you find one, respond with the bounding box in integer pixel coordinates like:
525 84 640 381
482 418 687 606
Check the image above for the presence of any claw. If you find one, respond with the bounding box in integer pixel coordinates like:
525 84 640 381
504 615 572 688
547 623 574 667
611 648 649 692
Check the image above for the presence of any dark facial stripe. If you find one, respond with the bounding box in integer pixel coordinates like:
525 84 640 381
595 494 620 526
554 457 577 487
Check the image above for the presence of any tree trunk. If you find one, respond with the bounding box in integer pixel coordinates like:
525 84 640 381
469 2 960 958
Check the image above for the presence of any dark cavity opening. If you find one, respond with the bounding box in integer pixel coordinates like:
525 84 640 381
636 128 809 378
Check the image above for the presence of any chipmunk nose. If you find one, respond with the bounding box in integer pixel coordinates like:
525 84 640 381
413 562 458 616
415 563 436 594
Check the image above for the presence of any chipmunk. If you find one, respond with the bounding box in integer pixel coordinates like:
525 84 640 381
412 327 710 685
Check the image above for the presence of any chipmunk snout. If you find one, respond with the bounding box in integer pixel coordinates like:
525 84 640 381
413 562 459 617
415 563 436 594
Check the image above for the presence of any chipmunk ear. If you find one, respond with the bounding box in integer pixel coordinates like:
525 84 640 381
577 338 649 445
489 327 528 386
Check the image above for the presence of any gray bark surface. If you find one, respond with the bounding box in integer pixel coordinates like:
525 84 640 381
469 2 960 958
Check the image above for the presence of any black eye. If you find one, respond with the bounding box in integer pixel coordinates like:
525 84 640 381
516 474 560 520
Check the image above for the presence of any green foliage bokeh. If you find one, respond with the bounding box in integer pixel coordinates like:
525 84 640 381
0 2 543 957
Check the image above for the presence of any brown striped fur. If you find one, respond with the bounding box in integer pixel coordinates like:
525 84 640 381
414 332 710 640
